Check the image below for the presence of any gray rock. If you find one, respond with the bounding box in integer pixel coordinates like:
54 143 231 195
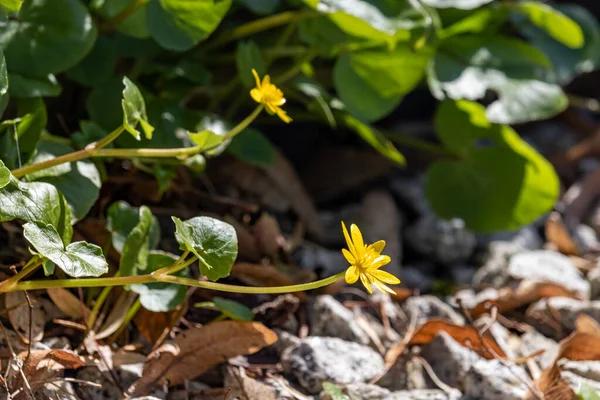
421 333 528 400
310 295 370 346
561 361 600 382
282 337 385 394
508 250 590 299
384 389 462 400
477 226 543 253
294 242 347 277
574 224 599 252
319 204 362 247
589 265 600 299
389 175 429 215
378 353 428 391
451 266 478 286
274 329 301 354
405 214 476 265
370 290 408 335
518 330 559 369
400 265 436 293
402 296 464 329
342 382 392 399
526 297 600 336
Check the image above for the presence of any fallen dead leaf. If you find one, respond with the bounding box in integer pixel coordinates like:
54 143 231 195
254 213 284 257
47 288 90 320
527 314 600 399
408 319 506 359
127 320 278 395
545 212 579 255
5 292 45 344
134 302 187 346
231 263 307 301
94 291 137 339
470 281 580 319
252 294 300 328
224 366 276 400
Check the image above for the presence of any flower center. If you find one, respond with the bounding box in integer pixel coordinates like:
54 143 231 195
261 85 283 104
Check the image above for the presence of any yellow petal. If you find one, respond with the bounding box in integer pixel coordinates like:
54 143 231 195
345 266 359 284
360 273 373 294
350 224 364 252
342 248 355 264
262 74 271 86
372 280 397 295
370 255 391 269
372 269 400 284
251 69 261 89
250 88 262 104
341 222 356 256
371 240 386 253
276 107 292 123
266 103 278 114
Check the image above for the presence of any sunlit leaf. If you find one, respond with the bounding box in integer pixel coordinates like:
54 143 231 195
23 221 108 278
122 77 154 140
120 206 156 277
172 216 238 281
106 201 160 254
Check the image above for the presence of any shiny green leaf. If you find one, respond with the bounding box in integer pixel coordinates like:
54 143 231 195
122 77 154 140
172 216 238 281
106 201 160 254
120 205 156 277
514 2 584 49
23 221 108 278
0 159 9 188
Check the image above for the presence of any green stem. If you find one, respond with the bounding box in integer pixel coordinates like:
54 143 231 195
108 298 141 344
100 0 149 33
4 272 346 295
204 10 318 51
11 126 125 178
0 259 43 292
153 255 196 277
223 105 264 140
87 272 120 330
92 146 201 159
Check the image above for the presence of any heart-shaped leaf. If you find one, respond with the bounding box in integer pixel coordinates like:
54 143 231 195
106 201 160 254
173 216 238 281
23 221 108 278
0 176 72 245
425 100 559 232
131 251 187 312
120 205 158 277
24 140 101 222
187 129 228 154
0 0 97 77
146 0 232 51
122 77 154 140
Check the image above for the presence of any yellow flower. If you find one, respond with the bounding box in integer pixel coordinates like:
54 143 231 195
341 222 400 295
250 69 292 123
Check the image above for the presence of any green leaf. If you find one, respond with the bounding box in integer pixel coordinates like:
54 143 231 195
72 121 110 150
99 0 150 38
146 0 232 51
322 382 350 400
430 35 566 124
150 164 176 195
0 159 10 188
42 259 55 276
298 16 367 57
86 78 123 131
0 0 24 12
227 128 274 167
236 41 265 89
8 73 61 98
106 201 160 254
303 0 424 42
420 0 492 9
187 129 228 155
578 383 600 400
440 7 506 38
66 37 118 87
120 206 156 277
0 97 47 169
517 4 600 85
340 113 405 166
23 221 108 278
131 251 188 312
23 140 101 222
0 176 73 244
514 2 584 49
426 100 559 232
0 0 97 76
172 216 238 281
334 47 430 122
235 0 278 15
213 297 254 321
122 77 154 140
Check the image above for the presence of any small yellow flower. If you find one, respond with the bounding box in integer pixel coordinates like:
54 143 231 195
250 69 292 123
341 222 400 295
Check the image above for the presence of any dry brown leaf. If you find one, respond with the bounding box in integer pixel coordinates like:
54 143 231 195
408 319 506 359
5 292 45 344
231 263 307 301
127 321 277 396
134 303 186 345
390 287 414 302
47 288 90 320
470 281 579 318
545 212 579 255
527 314 600 399
224 366 277 400
254 213 284 257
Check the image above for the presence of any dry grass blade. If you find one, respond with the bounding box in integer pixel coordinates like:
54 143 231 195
47 288 90 320
408 319 506 359
127 320 277 396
